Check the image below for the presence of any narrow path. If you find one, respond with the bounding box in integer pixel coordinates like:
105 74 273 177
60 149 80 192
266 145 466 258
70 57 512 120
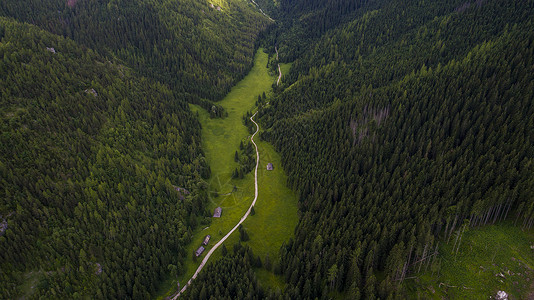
250 0 274 21
275 47 281 86
277 64 282 86
172 112 260 299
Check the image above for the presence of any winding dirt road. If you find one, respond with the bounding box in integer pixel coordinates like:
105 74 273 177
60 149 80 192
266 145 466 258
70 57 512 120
172 112 260 299
275 47 282 86
250 0 274 21
277 64 282 86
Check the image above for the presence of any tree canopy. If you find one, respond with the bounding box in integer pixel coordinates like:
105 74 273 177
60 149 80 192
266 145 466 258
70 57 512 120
258 0 534 297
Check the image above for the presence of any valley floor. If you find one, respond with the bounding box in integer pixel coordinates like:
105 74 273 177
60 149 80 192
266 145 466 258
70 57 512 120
158 48 298 298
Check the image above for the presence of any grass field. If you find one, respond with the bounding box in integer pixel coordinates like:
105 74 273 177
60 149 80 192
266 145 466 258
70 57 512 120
408 221 534 299
279 62 292 84
157 48 298 298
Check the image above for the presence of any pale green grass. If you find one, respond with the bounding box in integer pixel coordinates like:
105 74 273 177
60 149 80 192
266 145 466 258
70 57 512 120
19 270 44 298
408 221 534 299
245 139 298 261
157 49 298 298
255 268 286 291
279 62 292 83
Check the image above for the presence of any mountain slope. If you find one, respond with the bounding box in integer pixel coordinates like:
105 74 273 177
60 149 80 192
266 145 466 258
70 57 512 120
258 0 534 298
0 0 271 101
0 18 209 298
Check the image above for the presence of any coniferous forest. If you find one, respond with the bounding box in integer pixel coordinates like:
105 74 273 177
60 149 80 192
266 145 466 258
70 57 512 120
0 0 270 101
1 0 534 299
0 18 211 298
258 0 534 298
0 0 268 297
184 0 534 298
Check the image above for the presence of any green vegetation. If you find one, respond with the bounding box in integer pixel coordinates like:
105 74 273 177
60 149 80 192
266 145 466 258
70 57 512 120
0 0 271 101
256 0 534 298
409 222 534 299
159 49 298 298
0 18 210 298
18 271 45 299
248 139 298 263
2 0 534 298
279 63 292 80
0 0 274 296
182 244 267 299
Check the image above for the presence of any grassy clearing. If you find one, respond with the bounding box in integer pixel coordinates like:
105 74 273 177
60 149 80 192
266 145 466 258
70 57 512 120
246 139 298 258
157 48 298 298
279 62 292 82
18 270 44 298
407 221 534 299
255 268 286 291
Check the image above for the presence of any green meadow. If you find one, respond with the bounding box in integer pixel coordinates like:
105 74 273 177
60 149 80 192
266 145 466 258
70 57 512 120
408 221 534 299
279 62 292 83
158 49 297 298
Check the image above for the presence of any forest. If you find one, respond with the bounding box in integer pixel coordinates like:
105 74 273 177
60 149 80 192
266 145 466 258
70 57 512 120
181 243 267 299
0 0 271 101
0 0 269 297
0 17 213 298
258 0 534 298
183 0 534 298
1 0 534 298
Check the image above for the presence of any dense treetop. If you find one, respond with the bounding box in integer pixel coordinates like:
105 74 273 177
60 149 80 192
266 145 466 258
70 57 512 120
0 0 272 296
1 0 534 298
257 0 534 298
181 243 268 300
169 1 534 298
0 17 212 299
0 0 271 101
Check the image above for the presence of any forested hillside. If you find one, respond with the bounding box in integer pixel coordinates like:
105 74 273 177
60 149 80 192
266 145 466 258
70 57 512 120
139 0 534 298
0 18 211 298
2 0 534 298
0 0 270 101
0 0 273 297
271 0 378 61
258 0 534 298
